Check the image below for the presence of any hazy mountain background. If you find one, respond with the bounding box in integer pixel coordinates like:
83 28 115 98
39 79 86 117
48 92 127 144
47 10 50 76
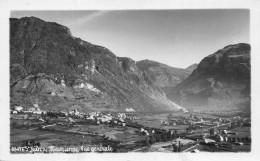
167 43 251 113
136 60 195 97
185 64 198 72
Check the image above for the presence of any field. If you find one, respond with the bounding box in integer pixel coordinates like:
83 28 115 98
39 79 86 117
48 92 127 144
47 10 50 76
62 124 146 142
11 128 104 148
229 127 251 138
133 113 188 130
132 138 195 152
10 110 251 153
10 122 148 153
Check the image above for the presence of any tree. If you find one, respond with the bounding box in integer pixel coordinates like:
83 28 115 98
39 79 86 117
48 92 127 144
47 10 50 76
178 144 182 152
245 136 249 142
149 135 155 144
163 132 167 142
172 133 177 140
172 144 178 152
153 135 157 143
155 134 159 142
30 140 35 146
158 134 162 142
25 140 29 146
35 142 41 147
169 131 173 140
167 130 171 140
146 137 150 146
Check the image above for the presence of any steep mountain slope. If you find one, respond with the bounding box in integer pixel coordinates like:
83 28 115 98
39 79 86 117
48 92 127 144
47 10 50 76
136 60 192 95
10 17 183 112
185 63 198 72
167 43 250 112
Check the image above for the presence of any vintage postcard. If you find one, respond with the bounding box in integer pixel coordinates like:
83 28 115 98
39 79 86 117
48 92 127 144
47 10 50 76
1 0 260 161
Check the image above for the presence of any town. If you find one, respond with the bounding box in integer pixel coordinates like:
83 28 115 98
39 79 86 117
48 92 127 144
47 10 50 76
10 103 251 153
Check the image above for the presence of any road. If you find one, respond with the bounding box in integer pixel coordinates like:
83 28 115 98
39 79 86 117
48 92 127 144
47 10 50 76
182 143 199 152
205 123 231 130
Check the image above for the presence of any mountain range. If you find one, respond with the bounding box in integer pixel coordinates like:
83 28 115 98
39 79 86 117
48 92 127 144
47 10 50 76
167 43 250 113
10 17 250 113
136 60 196 97
10 17 187 112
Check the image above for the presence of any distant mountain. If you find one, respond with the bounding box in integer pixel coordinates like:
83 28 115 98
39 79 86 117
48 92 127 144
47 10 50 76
10 17 183 112
167 43 251 113
185 63 198 72
136 59 193 95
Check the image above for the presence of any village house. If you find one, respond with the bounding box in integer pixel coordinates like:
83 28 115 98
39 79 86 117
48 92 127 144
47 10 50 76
86 114 95 120
14 106 23 112
69 109 80 116
140 128 149 135
215 134 224 142
29 107 36 112
11 110 18 114
60 111 68 117
22 106 46 114
33 110 47 115
170 121 177 126
212 121 220 126
203 138 216 144
118 113 126 119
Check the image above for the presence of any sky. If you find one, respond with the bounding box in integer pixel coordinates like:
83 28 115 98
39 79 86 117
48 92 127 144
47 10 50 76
11 10 249 68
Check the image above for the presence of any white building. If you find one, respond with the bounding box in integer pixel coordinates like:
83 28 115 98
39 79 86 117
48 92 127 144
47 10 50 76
61 80 66 87
29 107 36 112
14 106 23 112
216 135 224 142
12 110 18 114
118 113 126 119
33 110 46 115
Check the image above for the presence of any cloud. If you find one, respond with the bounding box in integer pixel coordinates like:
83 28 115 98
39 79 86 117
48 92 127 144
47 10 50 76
65 10 110 27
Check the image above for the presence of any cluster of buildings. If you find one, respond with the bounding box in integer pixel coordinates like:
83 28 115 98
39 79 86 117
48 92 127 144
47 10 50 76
166 113 238 130
11 104 133 124
69 111 130 126
11 105 47 115
163 113 251 145
11 106 141 134
230 116 251 128
160 113 250 133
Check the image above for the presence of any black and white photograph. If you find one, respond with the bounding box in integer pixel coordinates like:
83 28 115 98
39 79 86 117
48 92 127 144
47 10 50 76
1 0 260 161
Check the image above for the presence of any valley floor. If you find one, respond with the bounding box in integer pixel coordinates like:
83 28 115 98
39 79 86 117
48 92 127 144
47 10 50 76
10 110 251 153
